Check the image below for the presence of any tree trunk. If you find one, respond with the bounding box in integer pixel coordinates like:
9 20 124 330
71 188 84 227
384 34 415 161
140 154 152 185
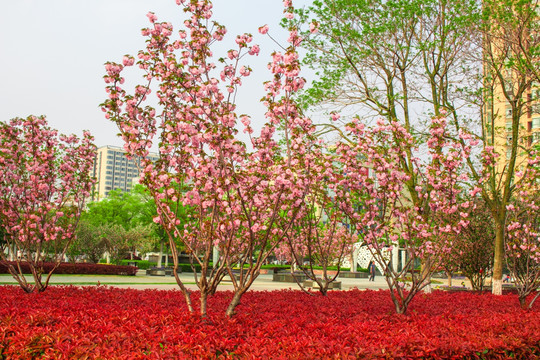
225 291 243 318
421 257 432 293
447 272 452 287
158 240 163 268
492 221 505 295
519 295 526 309
395 303 407 314
200 291 208 318
529 292 540 309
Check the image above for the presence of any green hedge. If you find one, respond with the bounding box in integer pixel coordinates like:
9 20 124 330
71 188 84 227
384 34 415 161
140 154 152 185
261 264 291 270
176 263 214 273
118 260 157 270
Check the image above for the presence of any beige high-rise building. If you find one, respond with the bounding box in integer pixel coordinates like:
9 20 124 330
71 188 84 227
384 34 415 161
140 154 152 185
484 73 540 176
91 146 159 201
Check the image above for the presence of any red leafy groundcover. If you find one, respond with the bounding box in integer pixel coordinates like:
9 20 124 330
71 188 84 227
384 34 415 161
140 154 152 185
0 287 538 359
0 262 137 276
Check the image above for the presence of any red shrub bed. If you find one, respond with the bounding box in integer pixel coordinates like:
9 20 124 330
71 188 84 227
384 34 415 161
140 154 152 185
0 262 137 276
0 287 538 359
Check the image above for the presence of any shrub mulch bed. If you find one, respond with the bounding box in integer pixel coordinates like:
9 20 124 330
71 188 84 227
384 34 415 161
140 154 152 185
0 286 538 359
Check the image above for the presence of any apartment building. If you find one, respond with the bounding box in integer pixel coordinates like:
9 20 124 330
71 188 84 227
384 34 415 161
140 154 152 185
91 146 159 201
484 70 540 176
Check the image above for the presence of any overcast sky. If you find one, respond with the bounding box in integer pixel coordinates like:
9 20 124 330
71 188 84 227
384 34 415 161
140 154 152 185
0 0 311 148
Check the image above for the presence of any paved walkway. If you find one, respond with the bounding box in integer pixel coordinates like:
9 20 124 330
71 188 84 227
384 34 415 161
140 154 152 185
0 272 391 291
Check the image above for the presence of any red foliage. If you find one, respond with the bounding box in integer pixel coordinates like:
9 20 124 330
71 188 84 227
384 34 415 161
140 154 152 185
0 287 538 359
0 262 137 276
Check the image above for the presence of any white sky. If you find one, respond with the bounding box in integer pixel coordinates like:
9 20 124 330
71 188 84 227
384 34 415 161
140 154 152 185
0 0 312 148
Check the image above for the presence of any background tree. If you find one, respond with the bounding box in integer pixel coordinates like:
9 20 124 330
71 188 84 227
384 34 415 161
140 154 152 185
80 185 162 262
455 198 495 290
102 224 155 264
84 185 157 229
0 115 95 293
436 197 495 290
68 221 109 263
283 151 357 295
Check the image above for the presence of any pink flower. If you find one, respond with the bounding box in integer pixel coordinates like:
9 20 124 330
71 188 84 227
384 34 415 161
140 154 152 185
146 12 158 23
122 55 134 67
258 24 269 35
248 44 260 56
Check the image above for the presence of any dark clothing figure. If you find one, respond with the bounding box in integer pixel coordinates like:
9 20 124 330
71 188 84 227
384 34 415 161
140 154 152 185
368 261 376 281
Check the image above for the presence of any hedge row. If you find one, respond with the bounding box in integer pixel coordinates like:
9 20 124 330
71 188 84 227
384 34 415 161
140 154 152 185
117 260 157 270
0 262 137 276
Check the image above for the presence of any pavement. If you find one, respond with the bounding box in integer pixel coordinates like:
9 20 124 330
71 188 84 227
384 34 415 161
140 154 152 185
0 272 392 292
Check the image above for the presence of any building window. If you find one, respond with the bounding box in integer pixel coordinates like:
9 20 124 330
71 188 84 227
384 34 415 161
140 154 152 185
506 121 513 131
532 118 540 130
505 109 512 118
504 80 513 93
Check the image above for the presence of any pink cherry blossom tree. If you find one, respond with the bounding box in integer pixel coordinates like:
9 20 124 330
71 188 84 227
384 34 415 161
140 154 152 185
0 115 96 293
505 152 540 309
102 0 318 317
334 114 474 314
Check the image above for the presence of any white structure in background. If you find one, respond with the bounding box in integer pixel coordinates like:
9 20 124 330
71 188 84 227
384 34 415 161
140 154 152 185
345 242 403 274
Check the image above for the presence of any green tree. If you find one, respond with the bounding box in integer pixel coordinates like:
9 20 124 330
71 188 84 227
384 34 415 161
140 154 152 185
68 221 109 263
77 185 161 262
101 223 155 263
84 185 155 229
476 0 540 294
294 0 481 293
296 0 540 295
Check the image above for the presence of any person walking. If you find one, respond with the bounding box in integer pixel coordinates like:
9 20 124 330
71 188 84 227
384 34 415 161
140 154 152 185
368 261 376 281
